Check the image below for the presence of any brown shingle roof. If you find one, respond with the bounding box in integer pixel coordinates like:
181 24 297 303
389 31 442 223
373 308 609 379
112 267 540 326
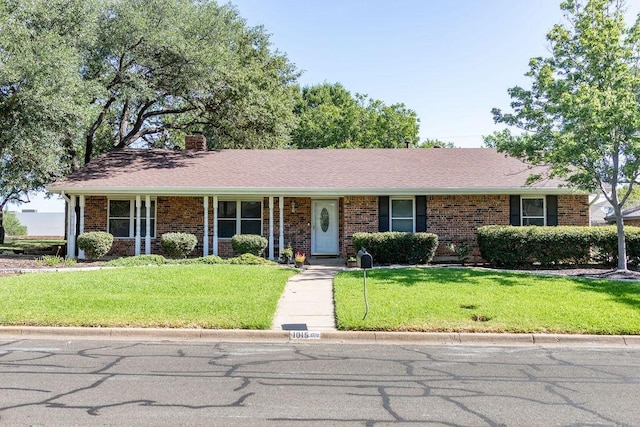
48 148 574 196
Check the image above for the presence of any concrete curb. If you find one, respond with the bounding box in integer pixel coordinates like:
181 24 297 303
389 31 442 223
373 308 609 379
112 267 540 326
1 326 638 347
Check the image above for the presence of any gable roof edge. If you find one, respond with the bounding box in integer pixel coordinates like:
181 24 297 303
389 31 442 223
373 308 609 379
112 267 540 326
48 185 589 197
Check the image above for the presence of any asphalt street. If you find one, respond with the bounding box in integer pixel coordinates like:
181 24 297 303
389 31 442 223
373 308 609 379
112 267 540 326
1 338 640 426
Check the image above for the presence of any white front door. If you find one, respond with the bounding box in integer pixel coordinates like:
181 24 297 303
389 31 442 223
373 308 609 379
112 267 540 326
311 200 339 255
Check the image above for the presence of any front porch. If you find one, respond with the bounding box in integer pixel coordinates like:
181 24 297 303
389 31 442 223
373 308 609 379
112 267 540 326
65 195 376 260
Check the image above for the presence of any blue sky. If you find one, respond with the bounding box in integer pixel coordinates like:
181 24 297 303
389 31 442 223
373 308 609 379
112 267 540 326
9 0 640 213
230 0 640 147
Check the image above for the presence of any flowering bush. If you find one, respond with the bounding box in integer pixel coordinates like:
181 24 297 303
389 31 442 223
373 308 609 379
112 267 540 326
294 252 306 264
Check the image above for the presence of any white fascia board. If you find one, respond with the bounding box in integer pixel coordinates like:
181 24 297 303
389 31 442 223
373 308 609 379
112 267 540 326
48 185 588 197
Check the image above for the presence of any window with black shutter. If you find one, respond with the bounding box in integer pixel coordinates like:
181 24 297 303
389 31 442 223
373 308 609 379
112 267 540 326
378 196 390 232
509 195 558 226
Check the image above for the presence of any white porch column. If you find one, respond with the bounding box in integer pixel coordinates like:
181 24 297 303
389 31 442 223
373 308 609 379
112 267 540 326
135 195 141 256
203 196 209 256
78 195 85 260
213 196 218 256
145 195 151 255
67 196 76 258
268 196 274 260
278 196 284 259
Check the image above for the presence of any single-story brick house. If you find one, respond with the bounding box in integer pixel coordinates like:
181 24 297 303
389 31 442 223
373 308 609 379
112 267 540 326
605 204 640 226
48 135 590 261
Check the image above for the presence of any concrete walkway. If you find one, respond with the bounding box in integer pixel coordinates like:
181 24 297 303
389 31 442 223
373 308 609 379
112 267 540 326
272 260 343 331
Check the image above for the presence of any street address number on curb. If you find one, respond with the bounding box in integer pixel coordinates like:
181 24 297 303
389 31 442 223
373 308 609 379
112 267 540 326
290 331 321 339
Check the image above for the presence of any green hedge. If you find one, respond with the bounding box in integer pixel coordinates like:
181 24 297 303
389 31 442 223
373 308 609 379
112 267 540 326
477 225 640 267
351 232 438 265
76 231 114 260
160 232 198 258
231 234 268 256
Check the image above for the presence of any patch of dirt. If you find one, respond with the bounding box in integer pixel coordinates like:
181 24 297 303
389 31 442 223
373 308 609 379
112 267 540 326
0 255 104 275
434 263 640 281
499 266 640 281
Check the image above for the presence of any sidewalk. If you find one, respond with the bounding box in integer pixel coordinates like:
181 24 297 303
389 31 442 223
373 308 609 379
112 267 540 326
2 258 640 346
271 261 343 331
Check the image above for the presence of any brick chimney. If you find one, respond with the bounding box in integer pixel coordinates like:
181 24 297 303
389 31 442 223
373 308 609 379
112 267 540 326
185 134 207 151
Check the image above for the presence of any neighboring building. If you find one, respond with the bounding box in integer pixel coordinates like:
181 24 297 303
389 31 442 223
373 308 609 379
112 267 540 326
590 197 613 225
605 204 640 226
5 210 65 238
48 135 590 260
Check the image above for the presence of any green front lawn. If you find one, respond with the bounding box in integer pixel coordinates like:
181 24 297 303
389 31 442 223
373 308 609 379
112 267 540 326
334 267 640 334
0 265 296 329
0 238 66 253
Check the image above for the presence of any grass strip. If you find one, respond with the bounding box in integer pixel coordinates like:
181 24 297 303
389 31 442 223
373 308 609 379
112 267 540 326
0 265 296 329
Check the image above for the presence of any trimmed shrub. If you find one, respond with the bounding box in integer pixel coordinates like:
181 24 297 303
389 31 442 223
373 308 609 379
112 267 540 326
231 234 268 256
106 255 167 267
352 232 438 265
160 232 198 258
106 254 227 266
227 253 277 265
76 231 114 261
477 225 640 267
175 255 228 265
199 255 226 264
590 225 640 266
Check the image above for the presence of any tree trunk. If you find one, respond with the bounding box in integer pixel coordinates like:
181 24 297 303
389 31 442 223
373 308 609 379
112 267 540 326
84 133 94 165
0 210 4 245
614 210 628 271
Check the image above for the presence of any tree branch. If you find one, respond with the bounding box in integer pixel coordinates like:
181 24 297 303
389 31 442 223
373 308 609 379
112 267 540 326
85 96 116 164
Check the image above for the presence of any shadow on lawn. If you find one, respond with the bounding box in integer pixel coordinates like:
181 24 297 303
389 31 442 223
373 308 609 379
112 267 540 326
364 267 528 287
575 278 640 310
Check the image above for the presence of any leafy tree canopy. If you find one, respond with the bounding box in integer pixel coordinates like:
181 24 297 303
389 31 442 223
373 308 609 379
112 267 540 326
418 139 456 148
485 0 640 270
2 211 27 236
83 0 299 157
0 0 94 241
292 83 420 148
1 0 300 163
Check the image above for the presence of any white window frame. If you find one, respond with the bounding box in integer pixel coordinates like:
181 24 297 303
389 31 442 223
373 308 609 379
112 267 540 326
107 198 157 239
217 199 263 239
521 197 546 226
390 197 415 232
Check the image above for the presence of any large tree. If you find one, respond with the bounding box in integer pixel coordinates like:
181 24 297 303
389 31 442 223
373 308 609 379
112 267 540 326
292 83 420 148
1 0 299 162
0 0 93 243
486 0 640 271
83 0 299 158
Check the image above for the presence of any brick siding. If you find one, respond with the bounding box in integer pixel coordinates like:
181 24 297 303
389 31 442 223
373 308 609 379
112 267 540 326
557 194 590 226
283 197 312 256
84 196 107 232
428 195 510 257
342 196 378 258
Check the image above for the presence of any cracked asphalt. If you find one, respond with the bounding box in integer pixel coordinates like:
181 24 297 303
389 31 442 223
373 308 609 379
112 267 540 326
1 338 640 426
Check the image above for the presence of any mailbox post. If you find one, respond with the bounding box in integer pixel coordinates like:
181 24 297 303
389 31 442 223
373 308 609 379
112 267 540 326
356 249 373 269
356 249 373 319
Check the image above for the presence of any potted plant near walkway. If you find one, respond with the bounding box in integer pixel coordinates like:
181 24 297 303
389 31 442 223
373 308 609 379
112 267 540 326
294 252 306 268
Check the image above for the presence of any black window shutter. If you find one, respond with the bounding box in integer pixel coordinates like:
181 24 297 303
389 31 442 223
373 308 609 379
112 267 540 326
379 196 390 232
546 195 558 226
415 196 427 232
509 195 521 226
